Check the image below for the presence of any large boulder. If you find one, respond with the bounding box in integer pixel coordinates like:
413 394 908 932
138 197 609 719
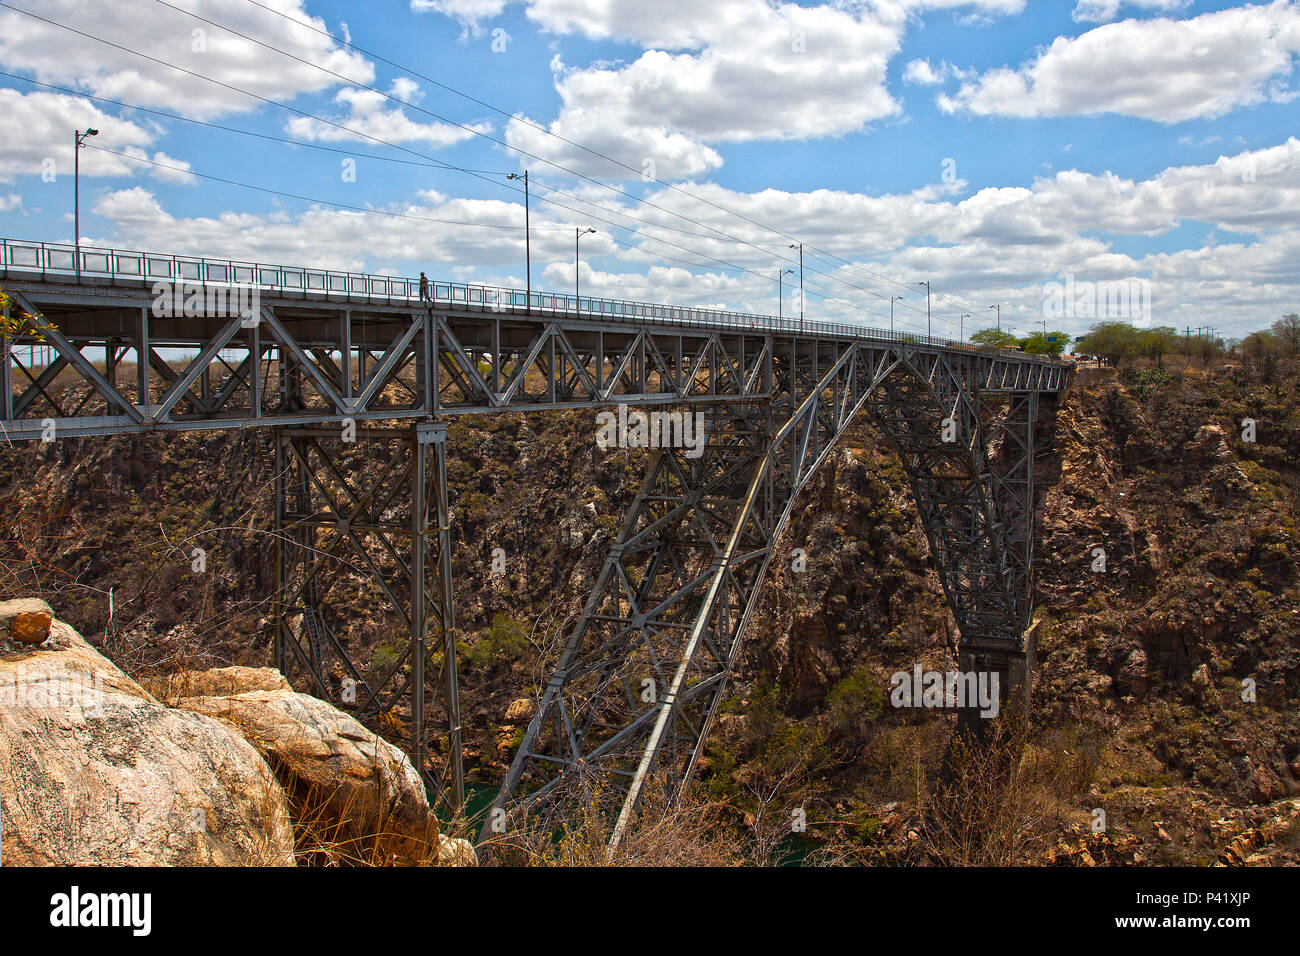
0 598 54 645
0 605 296 866
169 667 449 864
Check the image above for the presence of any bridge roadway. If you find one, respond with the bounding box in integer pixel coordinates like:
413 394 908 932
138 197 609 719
0 238 1070 847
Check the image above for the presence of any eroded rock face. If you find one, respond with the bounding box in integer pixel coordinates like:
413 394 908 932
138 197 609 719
0 612 296 866
156 664 292 700
170 667 445 864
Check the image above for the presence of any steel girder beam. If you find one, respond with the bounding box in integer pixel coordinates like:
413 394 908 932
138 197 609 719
272 422 463 812
0 278 1065 440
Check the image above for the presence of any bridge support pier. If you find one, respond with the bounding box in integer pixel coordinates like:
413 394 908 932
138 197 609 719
271 421 464 813
955 626 1035 740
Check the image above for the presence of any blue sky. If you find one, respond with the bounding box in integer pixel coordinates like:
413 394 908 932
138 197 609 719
0 0 1297 341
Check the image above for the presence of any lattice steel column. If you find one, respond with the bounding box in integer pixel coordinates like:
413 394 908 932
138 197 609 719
271 421 463 811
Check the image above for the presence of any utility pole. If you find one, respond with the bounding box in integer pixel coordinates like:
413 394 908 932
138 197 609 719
788 243 804 334
74 127 99 278
990 303 1001 336
507 170 530 311
917 281 931 342
575 227 595 305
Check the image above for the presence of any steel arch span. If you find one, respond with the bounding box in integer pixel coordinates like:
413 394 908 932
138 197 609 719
485 346 1066 848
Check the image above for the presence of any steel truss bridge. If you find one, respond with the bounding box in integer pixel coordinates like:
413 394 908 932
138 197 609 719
0 239 1069 849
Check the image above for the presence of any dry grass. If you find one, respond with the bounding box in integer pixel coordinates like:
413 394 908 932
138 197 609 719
918 721 1094 866
283 768 443 866
481 777 751 867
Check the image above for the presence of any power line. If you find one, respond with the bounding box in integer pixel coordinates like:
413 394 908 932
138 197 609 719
82 144 569 231
236 0 968 318
157 0 947 320
1 5 780 282
3 0 943 332
0 70 510 176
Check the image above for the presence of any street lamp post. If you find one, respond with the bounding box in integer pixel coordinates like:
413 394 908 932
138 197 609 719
890 295 902 337
575 227 595 305
990 303 1001 335
918 280 931 343
960 313 971 343
778 267 794 321
74 127 99 278
507 170 530 311
788 242 804 334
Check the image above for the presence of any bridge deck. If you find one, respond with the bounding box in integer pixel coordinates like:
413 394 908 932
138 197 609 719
1 237 1066 438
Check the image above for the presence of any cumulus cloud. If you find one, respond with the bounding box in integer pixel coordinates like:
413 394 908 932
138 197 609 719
285 84 491 148
1071 0 1189 23
0 0 373 120
409 0 1021 180
904 59 946 85
939 2 1300 122
503 2 906 179
0 90 193 185
904 58 970 86
410 0 509 33
87 184 598 273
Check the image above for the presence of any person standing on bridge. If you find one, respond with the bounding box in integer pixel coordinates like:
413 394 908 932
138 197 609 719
419 271 431 305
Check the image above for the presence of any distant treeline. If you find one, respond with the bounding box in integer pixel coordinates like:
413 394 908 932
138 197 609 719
966 314 1299 370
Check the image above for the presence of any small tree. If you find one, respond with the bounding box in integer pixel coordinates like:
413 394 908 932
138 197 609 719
1137 326 1179 369
0 283 53 340
1242 330 1277 381
1194 332 1222 367
1020 330 1070 356
1076 321 1138 368
969 328 1019 350
1271 313 1300 356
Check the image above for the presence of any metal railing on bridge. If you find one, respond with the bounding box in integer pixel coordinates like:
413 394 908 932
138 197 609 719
0 238 1057 365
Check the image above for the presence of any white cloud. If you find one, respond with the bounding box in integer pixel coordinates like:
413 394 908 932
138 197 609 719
1071 0 1189 23
410 0 509 33
0 0 373 120
904 59 946 85
285 85 490 148
504 3 906 179
0 90 193 185
0 193 22 212
904 58 971 86
939 2 1300 122
87 184 597 273
429 0 1023 180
